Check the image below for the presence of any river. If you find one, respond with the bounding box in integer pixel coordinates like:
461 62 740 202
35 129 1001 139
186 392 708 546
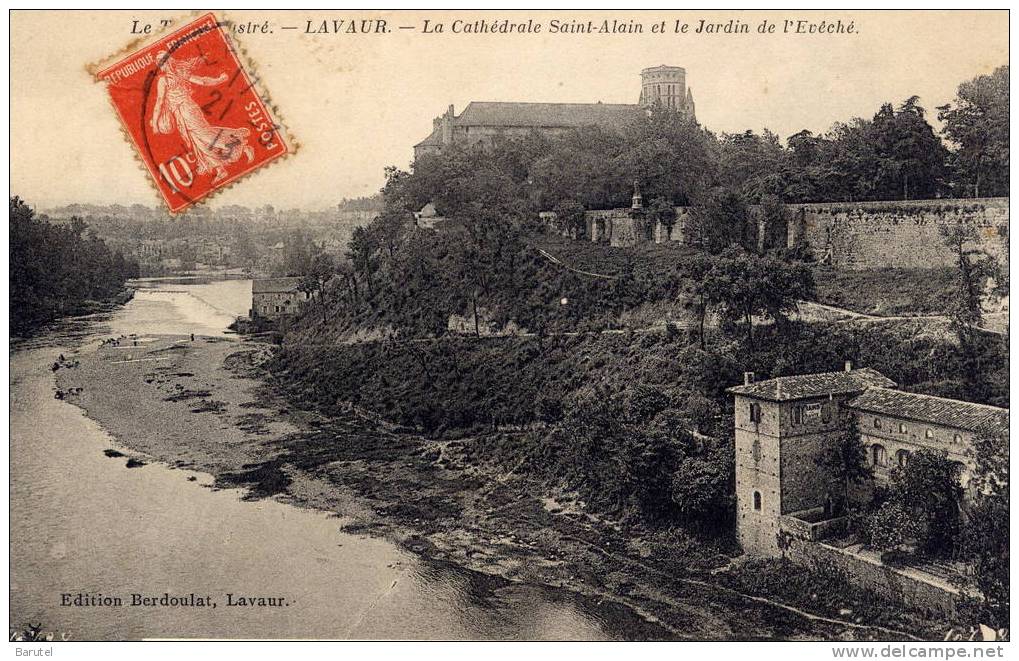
9 277 667 641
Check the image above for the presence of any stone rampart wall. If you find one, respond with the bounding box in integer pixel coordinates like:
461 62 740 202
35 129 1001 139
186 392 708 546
542 197 1008 271
787 198 1009 270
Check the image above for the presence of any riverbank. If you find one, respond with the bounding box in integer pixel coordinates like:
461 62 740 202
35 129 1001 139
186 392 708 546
56 335 947 640
12 288 135 339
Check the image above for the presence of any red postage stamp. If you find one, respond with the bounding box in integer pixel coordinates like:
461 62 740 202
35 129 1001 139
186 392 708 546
94 13 291 213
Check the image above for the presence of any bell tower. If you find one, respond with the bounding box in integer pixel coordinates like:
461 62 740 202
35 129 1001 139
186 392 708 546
639 65 695 118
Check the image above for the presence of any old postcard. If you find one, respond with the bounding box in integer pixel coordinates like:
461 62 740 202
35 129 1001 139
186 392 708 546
7 8 1010 653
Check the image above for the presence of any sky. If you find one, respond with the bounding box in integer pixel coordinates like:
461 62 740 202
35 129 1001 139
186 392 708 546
10 10 1009 211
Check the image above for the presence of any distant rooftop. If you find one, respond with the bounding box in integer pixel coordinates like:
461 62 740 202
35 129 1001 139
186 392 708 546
850 387 1008 436
727 368 896 402
455 101 644 128
252 277 303 293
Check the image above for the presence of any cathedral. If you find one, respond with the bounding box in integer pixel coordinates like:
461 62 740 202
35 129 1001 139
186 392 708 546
413 65 695 160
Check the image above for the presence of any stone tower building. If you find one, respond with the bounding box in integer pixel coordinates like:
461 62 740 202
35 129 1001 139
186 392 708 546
639 65 695 115
728 366 896 555
727 364 1007 557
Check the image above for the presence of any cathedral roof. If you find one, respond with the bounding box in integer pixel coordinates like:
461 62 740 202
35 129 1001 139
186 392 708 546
727 368 896 402
454 101 644 128
849 387 1009 436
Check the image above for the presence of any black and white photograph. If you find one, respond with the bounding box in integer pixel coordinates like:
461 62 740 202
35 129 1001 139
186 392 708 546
7 7 1011 655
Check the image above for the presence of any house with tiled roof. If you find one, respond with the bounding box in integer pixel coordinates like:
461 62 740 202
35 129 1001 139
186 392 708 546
849 387 1008 486
727 363 1008 557
413 65 696 159
250 277 310 319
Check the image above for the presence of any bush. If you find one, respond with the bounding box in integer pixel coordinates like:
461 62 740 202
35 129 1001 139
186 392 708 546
867 501 926 553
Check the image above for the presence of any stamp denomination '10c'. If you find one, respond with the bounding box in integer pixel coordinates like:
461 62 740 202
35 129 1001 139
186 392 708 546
95 13 290 213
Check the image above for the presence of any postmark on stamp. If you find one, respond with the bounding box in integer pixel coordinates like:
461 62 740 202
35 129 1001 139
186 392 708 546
94 13 291 213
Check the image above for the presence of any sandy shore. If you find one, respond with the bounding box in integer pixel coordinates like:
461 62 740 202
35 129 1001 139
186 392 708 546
55 334 926 641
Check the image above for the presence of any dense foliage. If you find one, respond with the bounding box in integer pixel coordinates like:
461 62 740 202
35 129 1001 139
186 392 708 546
10 197 139 335
865 449 964 556
956 430 1009 628
387 67 1006 214
938 65 1010 199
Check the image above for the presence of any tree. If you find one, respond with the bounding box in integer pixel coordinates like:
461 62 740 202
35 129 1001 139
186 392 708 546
616 105 716 205
758 195 788 252
940 223 998 401
938 65 1009 198
681 254 715 349
957 429 1009 627
369 208 412 260
552 199 586 239
702 247 815 348
10 197 139 335
346 226 379 297
688 187 753 254
886 448 964 556
716 129 787 202
670 438 735 530
940 223 997 332
298 252 339 323
888 96 949 200
815 414 871 510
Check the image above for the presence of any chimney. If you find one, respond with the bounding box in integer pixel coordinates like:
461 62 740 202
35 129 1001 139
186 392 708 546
441 105 454 145
844 360 853 372
743 371 755 386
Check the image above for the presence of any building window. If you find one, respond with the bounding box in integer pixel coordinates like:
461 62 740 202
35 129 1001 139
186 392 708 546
821 405 833 423
749 403 762 423
925 428 935 440
871 444 887 467
792 406 801 425
953 433 963 444
899 422 907 434
897 450 910 468
873 417 882 429
752 438 762 463
753 491 762 511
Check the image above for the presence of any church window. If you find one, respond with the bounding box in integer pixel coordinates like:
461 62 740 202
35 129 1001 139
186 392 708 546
953 433 963 444
792 406 802 425
899 422 907 434
925 428 935 440
897 450 910 468
871 444 887 467
753 491 762 511
752 438 762 462
873 417 882 429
